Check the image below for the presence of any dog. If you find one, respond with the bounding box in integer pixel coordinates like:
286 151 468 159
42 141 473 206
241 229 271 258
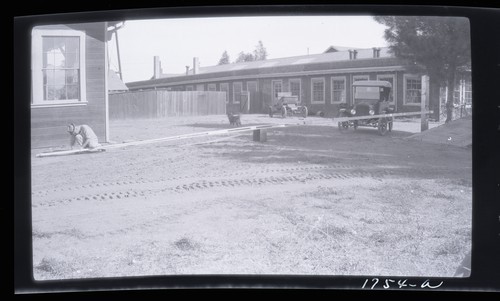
227 112 242 126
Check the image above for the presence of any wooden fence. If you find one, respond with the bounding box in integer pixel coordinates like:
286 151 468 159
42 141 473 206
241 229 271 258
109 90 227 119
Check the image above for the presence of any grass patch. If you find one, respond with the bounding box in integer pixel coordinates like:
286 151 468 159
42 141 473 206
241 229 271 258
174 238 198 251
432 192 455 200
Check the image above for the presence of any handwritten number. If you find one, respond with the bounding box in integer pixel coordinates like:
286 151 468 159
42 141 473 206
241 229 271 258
371 278 379 289
362 279 368 289
397 279 408 288
383 279 395 289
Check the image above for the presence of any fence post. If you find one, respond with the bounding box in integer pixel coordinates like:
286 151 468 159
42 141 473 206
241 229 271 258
421 75 430 132
253 129 267 142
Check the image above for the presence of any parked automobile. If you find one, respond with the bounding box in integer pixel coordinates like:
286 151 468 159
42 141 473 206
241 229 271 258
337 80 394 135
269 94 308 118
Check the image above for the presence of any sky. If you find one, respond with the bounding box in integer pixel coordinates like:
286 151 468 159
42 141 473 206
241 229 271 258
107 16 389 83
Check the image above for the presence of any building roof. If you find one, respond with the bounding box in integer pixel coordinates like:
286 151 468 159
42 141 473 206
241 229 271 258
127 47 401 89
182 47 392 76
108 70 128 91
323 45 360 53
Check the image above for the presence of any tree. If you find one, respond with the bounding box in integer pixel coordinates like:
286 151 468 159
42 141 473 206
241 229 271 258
253 40 268 61
235 51 255 63
374 16 471 122
217 50 230 65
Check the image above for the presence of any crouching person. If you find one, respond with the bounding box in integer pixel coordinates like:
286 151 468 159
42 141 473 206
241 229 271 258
67 123 101 150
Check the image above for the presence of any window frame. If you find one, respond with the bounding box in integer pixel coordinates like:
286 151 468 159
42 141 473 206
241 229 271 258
232 82 243 104
289 78 302 103
403 74 422 106
31 29 87 107
330 76 347 104
219 83 229 103
207 83 217 91
310 77 325 104
376 74 397 105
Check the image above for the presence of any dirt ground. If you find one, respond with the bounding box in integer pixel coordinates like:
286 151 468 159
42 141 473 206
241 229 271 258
30 114 472 280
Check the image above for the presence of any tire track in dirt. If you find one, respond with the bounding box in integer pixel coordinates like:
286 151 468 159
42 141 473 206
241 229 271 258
32 168 394 207
31 164 359 197
32 163 468 208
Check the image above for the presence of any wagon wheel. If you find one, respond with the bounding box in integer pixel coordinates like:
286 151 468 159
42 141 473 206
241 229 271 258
337 113 349 133
281 106 287 118
268 107 273 118
378 117 388 136
301 106 308 118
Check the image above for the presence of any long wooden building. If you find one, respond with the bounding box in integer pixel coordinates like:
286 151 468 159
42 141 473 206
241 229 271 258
126 47 442 117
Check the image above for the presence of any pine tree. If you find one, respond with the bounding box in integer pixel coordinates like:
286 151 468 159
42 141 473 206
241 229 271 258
374 16 471 122
217 50 230 65
253 40 268 61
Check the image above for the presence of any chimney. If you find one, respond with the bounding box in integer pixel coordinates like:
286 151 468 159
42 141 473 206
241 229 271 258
348 50 353 60
185 66 190 75
373 47 380 58
193 57 199 75
153 56 161 79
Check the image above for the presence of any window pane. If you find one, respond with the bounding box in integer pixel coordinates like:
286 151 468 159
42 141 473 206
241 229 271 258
64 37 79 54
44 85 56 101
54 52 65 68
312 80 324 102
64 52 79 68
66 84 80 99
43 70 55 86
54 70 66 88
65 70 79 84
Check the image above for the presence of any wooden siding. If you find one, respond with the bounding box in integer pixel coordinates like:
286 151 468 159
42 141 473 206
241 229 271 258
31 23 107 149
109 91 227 119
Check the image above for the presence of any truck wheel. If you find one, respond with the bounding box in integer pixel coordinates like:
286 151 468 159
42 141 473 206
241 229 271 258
281 106 287 118
338 113 349 133
378 118 388 136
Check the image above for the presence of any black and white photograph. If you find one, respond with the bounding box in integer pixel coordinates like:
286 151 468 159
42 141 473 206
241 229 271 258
25 12 475 285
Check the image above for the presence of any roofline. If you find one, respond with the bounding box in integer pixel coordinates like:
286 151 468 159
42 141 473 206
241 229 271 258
128 65 407 90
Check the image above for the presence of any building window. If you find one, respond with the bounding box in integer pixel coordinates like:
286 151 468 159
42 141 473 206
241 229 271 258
207 84 216 91
331 76 346 103
272 80 282 103
353 75 369 82
220 83 229 103
289 79 301 102
233 82 243 104
377 74 396 104
404 75 422 105
311 78 325 104
31 29 86 106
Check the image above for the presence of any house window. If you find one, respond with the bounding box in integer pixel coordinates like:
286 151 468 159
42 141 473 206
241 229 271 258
311 78 325 104
377 74 396 104
233 82 243 104
207 84 216 91
353 75 369 82
272 80 282 103
32 29 86 106
220 83 229 103
289 79 301 102
331 76 346 103
404 75 422 105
